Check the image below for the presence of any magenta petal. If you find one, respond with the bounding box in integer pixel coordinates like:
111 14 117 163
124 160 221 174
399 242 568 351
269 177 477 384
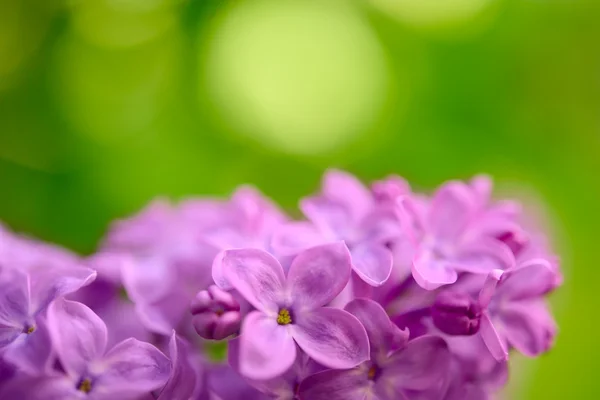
157 332 198 400
47 298 107 376
498 259 557 300
383 335 450 391
499 299 556 357
454 238 515 274
480 313 508 361
270 222 325 257
291 307 369 370
239 311 296 380
345 298 408 355
412 249 458 290
428 182 475 239
221 249 285 313
300 197 352 238
211 250 232 290
99 338 171 396
322 169 373 220
298 366 369 400
350 243 393 287
478 269 503 309
288 242 352 310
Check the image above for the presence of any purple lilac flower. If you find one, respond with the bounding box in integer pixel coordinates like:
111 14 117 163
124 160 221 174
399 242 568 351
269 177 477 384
104 199 215 335
191 285 242 340
221 242 369 380
299 298 451 400
37 298 169 399
70 252 152 347
198 186 288 291
0 264 96 375
272 169 404 288
405 180 516 290
476 258 559 361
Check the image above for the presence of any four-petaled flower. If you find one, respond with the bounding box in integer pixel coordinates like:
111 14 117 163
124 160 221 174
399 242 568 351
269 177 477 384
222 242 370 380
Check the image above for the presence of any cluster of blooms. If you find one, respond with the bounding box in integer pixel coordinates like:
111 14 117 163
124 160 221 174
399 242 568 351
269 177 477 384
0 170 562 399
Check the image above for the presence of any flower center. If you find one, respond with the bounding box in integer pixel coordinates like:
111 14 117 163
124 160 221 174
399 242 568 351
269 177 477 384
23 325 35 334
277 308 292 325
77 378 92 394
367 365 378 381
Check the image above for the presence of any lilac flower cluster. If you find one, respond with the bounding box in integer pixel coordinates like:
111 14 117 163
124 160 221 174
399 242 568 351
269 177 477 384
0 170 562 399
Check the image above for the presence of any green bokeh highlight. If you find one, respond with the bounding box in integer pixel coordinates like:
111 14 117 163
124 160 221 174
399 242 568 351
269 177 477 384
0 0 598 397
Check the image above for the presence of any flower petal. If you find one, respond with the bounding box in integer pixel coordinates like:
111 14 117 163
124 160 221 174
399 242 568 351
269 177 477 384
428 182 475 240
238 311 296 380
300 197 352 239
478 269 503 309
297 366 369 400
499 299 556 357
98 338 171 396
288 242 352 310
270 222 325 257
345 298 408 356
322 169 373 220
157 332 198 400
221 249 285 313
383 335 450 391
29 265 97 314
411 249 458 290
454 238 515 274
2 318 53 376
480 313 508 361
498 259 557 301
350 243 393 287
0 269 29 347
291 307 369 370
47 298 107 376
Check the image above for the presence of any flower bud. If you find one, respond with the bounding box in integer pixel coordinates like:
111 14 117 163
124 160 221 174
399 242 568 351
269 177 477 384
431 291 481 336
191 285 241 340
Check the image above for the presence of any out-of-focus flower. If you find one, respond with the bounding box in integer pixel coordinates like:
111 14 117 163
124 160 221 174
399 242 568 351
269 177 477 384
299 298 450 400
273 169 404 288
406 180 515 290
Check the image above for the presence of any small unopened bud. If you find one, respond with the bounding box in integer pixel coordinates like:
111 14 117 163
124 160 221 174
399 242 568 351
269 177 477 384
431 291 481 336
191 285 241 340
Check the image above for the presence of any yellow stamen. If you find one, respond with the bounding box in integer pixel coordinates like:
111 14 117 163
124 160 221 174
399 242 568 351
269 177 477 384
277 309 292 325
25 326 35 334
78 378 92 393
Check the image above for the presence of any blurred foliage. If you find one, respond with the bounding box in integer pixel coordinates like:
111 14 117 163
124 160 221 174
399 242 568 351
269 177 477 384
0 0 598 397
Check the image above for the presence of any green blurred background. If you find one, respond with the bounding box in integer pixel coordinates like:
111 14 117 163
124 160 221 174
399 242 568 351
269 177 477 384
0 0 597 397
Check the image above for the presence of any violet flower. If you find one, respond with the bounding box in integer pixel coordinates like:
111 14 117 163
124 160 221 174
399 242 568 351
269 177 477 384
221 242 369 380
36 298 171 400
406 180 515 290
477 258 559 361
104 199 215 334
0 265 96 375
298 298 451 400
272 169 404 287
199 186 288 291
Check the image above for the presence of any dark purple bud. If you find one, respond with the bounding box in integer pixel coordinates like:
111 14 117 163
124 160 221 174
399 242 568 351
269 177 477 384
191 285 241 340
431 291 481 336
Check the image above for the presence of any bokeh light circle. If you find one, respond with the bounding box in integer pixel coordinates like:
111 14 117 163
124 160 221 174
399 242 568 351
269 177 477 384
202 0 392 156
370 0 497 33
